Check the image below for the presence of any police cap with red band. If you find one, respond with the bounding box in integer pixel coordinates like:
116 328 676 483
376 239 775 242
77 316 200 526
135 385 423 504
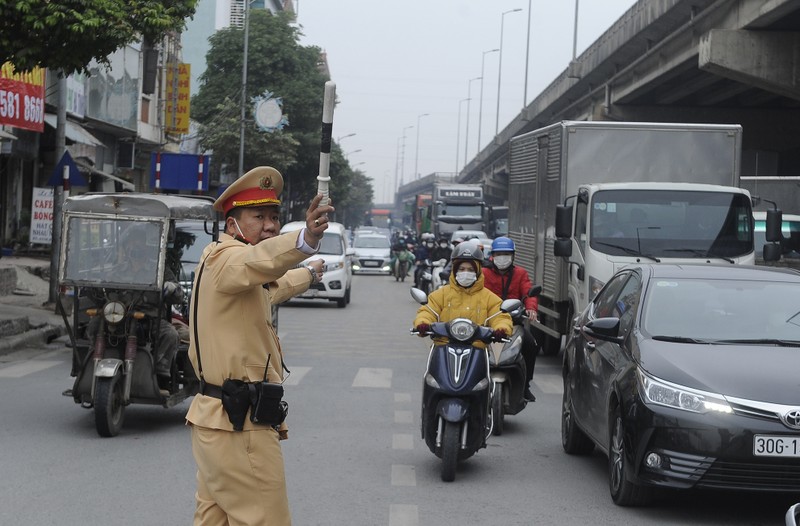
214 166 284 216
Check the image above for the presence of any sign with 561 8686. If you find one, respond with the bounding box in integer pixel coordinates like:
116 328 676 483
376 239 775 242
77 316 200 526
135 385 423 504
0 62 45 133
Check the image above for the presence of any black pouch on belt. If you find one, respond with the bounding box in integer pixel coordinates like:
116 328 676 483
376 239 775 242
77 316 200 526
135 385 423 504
221 379 251 431
248 381 288 426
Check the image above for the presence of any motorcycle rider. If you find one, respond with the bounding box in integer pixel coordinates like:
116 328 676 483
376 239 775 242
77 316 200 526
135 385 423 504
413 233 435 287
483 237 539 402
413 242 512 347
390 241 415 278
430 235 451 263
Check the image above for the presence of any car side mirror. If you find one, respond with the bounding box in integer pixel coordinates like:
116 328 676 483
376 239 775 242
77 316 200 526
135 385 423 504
583 317 623 344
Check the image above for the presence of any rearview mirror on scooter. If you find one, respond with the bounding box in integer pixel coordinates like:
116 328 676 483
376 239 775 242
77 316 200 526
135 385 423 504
410 287 428 305
500 299 523 313
528 285 542 298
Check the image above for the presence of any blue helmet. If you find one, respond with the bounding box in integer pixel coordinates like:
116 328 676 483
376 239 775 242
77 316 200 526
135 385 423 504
491 236 515 253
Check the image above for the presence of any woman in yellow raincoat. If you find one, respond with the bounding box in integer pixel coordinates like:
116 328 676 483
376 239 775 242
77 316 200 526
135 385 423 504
413 242 512 344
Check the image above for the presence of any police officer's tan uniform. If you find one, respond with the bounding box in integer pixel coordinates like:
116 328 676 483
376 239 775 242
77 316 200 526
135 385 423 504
186 167 320 526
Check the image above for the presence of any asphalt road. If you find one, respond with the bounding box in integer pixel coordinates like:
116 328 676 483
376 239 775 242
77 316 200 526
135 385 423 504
0 273 795 525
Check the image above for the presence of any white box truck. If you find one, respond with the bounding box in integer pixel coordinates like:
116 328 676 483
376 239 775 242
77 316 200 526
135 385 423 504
507 121 772 355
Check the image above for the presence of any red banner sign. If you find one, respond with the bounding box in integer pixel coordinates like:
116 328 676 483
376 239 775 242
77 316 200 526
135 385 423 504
0 62 45 132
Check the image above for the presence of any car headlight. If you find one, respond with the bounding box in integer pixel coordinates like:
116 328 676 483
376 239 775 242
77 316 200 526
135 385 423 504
323 261 343 272
103 301 126 324
448 319 476 342
636 368 732 414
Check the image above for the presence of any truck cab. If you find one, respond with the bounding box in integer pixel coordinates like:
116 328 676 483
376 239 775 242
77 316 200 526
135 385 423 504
549 182 757 352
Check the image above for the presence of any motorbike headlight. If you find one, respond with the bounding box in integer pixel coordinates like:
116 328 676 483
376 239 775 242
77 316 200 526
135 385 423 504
448 319 476 342
424 373 440 388
636 368 732 414
103 301 126 324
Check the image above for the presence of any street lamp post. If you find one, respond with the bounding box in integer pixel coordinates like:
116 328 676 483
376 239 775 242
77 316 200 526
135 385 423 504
496 8 522 137
455 98 470 174
524 0 532 107
400 125 414 185
464 76 481 167
414 113 429 180
478 48 499 153
345 149 362 158
337 133 356 144
238 0 252 178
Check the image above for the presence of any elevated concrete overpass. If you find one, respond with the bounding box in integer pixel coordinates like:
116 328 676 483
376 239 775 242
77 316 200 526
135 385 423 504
454 0 800 212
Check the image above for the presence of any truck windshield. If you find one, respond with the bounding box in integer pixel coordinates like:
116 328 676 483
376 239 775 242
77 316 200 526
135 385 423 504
589 190 753 259
440 204 482 217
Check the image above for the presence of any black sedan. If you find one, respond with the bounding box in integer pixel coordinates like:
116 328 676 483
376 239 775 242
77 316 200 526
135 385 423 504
561 263 800 506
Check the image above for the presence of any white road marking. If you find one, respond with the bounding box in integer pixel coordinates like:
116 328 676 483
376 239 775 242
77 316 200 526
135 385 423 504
352 367 392 388
394 392 411 403
394 410 413 425
0 360 61 378
392 433 414 450
389 504 419 526
391 465 416 487
534 373 563 394
282 366 311 386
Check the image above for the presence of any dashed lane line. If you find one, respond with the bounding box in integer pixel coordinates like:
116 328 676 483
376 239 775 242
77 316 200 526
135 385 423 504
389 504 419 526
391 464 416 487
282 366 311 386
0 360 62 378
352 367 392 388
392 433 414 450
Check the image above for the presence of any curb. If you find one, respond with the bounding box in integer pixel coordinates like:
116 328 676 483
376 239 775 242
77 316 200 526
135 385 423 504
0 324 66 355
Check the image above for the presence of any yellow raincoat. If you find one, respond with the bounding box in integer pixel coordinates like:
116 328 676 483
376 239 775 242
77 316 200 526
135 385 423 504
413 261 512 349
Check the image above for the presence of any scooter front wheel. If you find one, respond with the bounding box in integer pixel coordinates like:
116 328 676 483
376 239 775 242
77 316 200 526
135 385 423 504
441 420 460 482
94 372 125 437
492 383 505 436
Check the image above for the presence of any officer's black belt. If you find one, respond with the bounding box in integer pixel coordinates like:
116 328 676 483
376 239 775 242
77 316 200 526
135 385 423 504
200 381 223 399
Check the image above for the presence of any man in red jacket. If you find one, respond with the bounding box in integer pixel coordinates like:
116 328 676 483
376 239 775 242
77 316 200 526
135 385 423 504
483 236 539 401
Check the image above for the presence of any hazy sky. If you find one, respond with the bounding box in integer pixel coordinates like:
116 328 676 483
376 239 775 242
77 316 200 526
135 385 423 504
296 1 637 203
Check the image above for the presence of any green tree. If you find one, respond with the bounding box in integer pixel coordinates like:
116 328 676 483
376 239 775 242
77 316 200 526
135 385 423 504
0 0 197 73
192 9 372 222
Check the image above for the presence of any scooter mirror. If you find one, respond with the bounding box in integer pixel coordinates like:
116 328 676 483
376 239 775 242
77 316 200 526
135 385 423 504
528 285 542 298
500 299 523 313
410 287 428 305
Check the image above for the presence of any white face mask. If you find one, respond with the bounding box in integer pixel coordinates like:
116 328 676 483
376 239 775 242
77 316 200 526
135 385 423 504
439 242 448 248
493 255 513 270
455 271 477 287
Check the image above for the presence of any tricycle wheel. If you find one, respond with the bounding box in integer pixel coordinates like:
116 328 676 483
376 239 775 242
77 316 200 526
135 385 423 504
95 373 125 437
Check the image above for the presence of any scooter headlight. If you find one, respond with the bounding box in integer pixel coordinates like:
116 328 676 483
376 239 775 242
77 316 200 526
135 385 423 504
424 373 440 388
103 301 126 324
449 320 476 342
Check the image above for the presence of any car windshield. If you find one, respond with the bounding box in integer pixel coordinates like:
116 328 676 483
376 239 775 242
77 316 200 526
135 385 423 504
642 277 800 341
318 232 344 255
354 236 390 249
